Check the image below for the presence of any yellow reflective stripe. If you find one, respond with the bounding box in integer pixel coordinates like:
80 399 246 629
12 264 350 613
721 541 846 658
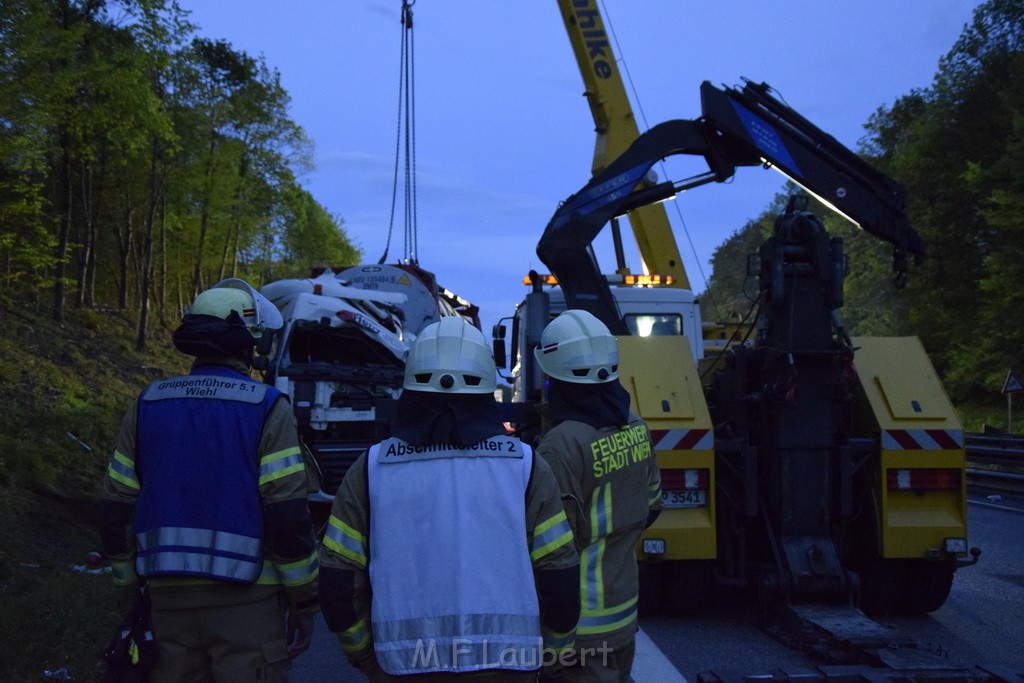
107 450 140 490
535 509 567 537
274 551 319 586
259 462 305 486
647 482 662 506
578 596 638 636
110 559 137 586
258 446 303 486
252 557 318 586
582 594 638 617
339 615 371 653
594 538 606 608
323 516 367 568
541 624 576 653
583 483 610 610
595 484 611 607
255 560 281 585
530 510 573 561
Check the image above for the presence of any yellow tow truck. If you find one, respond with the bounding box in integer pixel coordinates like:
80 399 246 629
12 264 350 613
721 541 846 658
493 2 978 662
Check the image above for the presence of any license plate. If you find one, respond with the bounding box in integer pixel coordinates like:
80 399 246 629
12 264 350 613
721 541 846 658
662 490 706 508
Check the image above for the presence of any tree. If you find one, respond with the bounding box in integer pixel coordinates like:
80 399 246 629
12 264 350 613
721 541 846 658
273 185 361 280
860 0 1024 417
0 0 362 343
699 191 792 327
0 0 60 300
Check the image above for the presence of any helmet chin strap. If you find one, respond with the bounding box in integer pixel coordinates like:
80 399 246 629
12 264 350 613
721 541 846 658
250 328 276 372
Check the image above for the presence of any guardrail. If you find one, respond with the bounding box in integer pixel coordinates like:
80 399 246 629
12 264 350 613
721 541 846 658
965 433 1024 497
965 433 1024 465
966 468 1024 496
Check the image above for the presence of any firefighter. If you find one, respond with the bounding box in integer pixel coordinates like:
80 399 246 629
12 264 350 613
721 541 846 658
98 278 319 682
319 316 581 682
533 310 662 683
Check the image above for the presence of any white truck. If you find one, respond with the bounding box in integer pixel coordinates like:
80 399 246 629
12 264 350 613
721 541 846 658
261 263 479 502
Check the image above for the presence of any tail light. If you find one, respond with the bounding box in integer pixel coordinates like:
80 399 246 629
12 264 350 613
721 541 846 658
660 468 709 491
887 468 962 491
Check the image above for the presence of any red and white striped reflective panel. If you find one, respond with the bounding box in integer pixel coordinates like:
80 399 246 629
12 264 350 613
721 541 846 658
649 429 713 451
881 429 964 450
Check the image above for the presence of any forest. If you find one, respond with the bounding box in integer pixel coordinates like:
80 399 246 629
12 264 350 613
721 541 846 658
2 0 1024 426
0 0 361 349
700 0 1024 427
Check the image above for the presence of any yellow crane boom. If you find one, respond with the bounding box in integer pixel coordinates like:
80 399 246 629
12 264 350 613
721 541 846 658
556 0 691 289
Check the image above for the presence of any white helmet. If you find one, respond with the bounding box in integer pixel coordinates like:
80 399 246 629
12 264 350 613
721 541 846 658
403 317 496 394
190 278 283 340
534 309 619 384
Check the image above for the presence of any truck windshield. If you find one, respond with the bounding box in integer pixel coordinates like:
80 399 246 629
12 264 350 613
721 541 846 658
625 314 681 337
282 321 404 369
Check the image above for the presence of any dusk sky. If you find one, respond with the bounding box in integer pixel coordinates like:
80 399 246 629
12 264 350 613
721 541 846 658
177 1 983 333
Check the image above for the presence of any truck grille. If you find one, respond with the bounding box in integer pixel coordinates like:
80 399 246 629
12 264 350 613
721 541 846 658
310 441 372 497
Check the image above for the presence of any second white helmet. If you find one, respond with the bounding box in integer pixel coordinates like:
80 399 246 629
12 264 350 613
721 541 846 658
403 317 497 394
534 309 619 384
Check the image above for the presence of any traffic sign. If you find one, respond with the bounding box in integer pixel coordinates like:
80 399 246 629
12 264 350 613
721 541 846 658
1002 371 1023 394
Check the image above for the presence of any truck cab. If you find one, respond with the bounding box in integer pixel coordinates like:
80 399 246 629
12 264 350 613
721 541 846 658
501 277 704 404
495 275 717 612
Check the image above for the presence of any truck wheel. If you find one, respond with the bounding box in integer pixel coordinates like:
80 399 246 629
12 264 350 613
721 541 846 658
857 559 908 615
900 560 955 614
664 560 713 614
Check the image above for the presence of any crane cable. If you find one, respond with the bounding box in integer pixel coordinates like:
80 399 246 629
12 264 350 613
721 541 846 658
599 1 718 314
378 0 418 265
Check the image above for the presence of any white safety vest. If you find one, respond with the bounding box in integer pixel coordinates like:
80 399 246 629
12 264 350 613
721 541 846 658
366 436 543 675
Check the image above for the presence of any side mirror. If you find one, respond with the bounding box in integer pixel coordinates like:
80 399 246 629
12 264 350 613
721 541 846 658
492 324 507 369
746 253 762 277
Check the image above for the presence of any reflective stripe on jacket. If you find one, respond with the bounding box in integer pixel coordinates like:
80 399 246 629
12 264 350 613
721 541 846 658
539 417 659 642
134 368 281 583
366 436 542 675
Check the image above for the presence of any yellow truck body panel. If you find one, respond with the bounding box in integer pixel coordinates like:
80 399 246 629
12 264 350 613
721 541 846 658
617 334 716 560
851 336 967 558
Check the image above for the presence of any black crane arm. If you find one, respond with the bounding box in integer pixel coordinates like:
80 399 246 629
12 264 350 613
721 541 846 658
537 119 751 333
701 80 925 270
536 79 925 333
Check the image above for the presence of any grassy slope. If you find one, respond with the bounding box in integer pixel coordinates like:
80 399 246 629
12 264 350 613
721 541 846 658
0 300 187 681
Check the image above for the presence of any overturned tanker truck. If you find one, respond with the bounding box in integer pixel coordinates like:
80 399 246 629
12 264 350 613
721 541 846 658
260 263 479 504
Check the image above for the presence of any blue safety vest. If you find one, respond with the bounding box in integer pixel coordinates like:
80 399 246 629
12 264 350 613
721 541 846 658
366 436 542 675
133 367 280 583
